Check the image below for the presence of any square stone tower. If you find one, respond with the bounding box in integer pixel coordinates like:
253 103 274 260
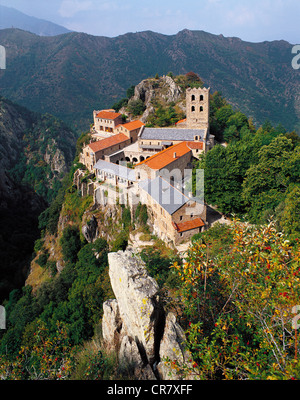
186 87 210 132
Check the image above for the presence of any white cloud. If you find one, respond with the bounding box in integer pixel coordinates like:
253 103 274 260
58 0 93 18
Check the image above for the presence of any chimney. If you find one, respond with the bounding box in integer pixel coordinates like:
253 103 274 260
173 152 177 159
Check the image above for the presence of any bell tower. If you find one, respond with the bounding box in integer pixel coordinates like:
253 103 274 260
186 87 210 132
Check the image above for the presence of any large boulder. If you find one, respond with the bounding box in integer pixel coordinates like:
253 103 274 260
102 250 197 380
102 299 123 352
157 312 195 380
107 250 163 365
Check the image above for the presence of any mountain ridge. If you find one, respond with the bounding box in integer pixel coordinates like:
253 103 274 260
0 5 71 36
0 27 299 133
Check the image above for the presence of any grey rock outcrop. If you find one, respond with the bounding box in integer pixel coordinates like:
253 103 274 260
107 250 163 366
102 250 196 380
102 299 122 352
157 313 195 380
82 215 98 243
128 76 184 123
44 140 68 175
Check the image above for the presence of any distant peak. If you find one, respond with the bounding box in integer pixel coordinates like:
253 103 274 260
178 28 193 35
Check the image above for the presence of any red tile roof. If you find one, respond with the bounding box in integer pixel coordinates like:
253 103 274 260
88 133 128 153
187 141 204 150
116 120 145 131
175 118 186 125
172 218 205 233
136 142 191 170
96 110 122 120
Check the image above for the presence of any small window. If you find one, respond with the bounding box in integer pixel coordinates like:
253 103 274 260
191 95 195 101
180 216 183 221
200 106 203 112
200 95 204 101
191 106 195 112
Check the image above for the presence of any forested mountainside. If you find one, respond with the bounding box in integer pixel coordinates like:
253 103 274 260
0 28 299 133
0 77 299 380
0 96 76 301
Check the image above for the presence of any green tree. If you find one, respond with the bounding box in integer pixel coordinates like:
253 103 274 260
60 225 82 264
199 145 247 215
127 99 146 116
242 136 300 223
126 85 135 99
278 184 300 238
214 104 234 128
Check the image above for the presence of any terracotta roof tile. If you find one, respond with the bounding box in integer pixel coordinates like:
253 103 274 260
88 133 128 153
187 141 204 150
120 120 145 131
173 218 205 233
175 118 187 125
136 142 191 170
96 110 122 120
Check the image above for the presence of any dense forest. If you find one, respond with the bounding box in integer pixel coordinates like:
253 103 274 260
0 75 299 380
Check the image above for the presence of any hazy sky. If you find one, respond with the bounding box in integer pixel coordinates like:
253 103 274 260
0 0 299 43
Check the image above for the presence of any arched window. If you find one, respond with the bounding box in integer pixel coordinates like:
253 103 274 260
191 106 195 112
200 106 203 112
191 95 195 101
200 95 204 101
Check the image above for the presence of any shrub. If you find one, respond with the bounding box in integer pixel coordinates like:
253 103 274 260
36 250 49 268
171 220 300 379
111 231 128 252
60 225 82 264
127 99 146 117
121 206 131 229
135 203 148 226
34 238 44 253
46 260 57 276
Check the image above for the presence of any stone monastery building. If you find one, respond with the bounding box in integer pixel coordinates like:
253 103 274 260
78 87 214 245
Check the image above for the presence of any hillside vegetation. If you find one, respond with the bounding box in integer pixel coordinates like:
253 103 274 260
0 28 299 133
0 96 76 301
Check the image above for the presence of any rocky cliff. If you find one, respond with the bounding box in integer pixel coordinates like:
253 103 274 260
121 75 186 124
0 96 77 202
102 249 195 380
0 96 76 301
